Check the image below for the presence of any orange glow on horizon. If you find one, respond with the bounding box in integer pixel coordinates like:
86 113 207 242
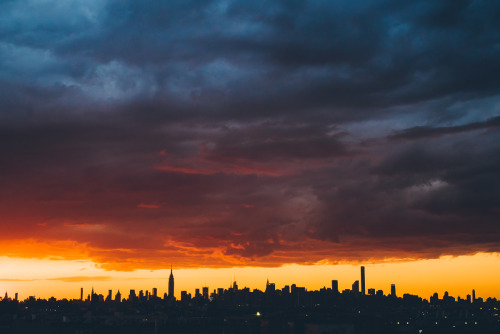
1 253 500 301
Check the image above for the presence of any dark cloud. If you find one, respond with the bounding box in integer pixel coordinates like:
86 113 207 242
0 0 499 268
389 116 500 140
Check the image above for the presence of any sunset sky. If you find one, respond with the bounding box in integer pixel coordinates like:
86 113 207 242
1 0 500 300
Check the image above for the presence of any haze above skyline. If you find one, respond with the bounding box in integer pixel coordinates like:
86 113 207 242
1 0 499 297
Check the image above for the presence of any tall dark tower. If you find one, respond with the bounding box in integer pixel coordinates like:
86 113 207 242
168 265 174 299
361 266 366 295
391 284 396 297
332 280 339 294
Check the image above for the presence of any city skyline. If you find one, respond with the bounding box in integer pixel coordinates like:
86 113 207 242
2 267 499 334
2 258 499 301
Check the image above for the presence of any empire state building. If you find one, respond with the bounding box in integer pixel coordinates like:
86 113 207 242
168 265 174 299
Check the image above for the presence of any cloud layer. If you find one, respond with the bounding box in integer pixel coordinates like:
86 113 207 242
1 0 500 269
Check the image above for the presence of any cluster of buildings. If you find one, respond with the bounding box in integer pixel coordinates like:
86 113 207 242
1 266 499 333
1 266 484 306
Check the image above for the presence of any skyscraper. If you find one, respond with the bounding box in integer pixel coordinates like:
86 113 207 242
265 279 275 294
352 280 360 294
91 287 98 303
332 280 339 294
168 265 174 299
129 289 136 301
361 266 366 295
391 284 396 297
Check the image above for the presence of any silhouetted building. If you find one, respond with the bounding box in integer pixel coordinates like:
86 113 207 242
265 279 275 294
443 291 452 303
332 280 339 294
391 284 396 297
80 288 83 301
181 291 190 302
202 287 209 299
368 288 375 296
90 288 98 304
472 289 476 303
352 280 359 294
115 290 121 302
361 266 366 295
430 292 439 304
129 289 136 301
169 265 175 299
152 288 157 298
106 290 112 302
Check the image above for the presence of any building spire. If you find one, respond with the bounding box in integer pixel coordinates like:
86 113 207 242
168 265 175 299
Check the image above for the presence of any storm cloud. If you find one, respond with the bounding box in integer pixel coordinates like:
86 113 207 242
1 0 499 269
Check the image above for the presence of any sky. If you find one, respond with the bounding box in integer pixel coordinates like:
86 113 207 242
1 0 500 299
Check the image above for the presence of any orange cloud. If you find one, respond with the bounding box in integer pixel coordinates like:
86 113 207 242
0 235 491 273
0 239 90 261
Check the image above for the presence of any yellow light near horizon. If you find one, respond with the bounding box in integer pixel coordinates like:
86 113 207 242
1 253 499 301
